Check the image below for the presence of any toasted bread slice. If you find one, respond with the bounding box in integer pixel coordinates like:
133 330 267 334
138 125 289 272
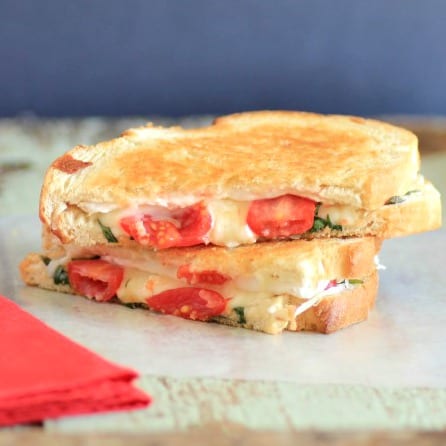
20 236 380 334
37 111 439 249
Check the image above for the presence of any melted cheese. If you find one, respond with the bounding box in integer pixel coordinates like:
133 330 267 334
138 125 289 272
118 269 181 303
227 291 293 334
96 199 259 247
114 266 296 333
317 204 364 227
85 198 373 248
374 255 386 270
205 200 257 247
105 263 354 334
293 281 353 317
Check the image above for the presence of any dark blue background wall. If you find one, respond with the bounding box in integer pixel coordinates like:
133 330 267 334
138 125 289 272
1 0 445 117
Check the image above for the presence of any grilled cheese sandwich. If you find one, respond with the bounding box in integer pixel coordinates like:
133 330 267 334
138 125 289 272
20 111 441 334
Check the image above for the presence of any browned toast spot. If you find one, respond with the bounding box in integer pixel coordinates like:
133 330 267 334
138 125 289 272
53 154 92 174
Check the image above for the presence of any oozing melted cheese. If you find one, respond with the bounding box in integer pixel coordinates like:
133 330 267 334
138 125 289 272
92 199 363 248
205 200 257 247
79 178 426 249
317 204 363 227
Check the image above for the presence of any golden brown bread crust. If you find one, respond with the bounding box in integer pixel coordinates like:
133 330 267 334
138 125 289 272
289 271 378 333
19 252 378 335
40 111 421 237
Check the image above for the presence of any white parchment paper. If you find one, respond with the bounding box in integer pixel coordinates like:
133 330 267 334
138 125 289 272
1 215 445 388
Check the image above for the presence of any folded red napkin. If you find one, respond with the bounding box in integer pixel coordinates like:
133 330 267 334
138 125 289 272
0 295 151 427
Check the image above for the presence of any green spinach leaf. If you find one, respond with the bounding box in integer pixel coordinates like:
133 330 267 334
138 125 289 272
53 265 69 285
233 306 247 324
98 219 118 243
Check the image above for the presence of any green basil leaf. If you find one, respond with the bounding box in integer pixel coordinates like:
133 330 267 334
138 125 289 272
41 255 51 266
385 195 404 205
310 217 327 232
310 208 343 233
348 279 364 285
124 302 144 309
385 189 420 205
98 219 118 243
233 306 247 324
53 265 69 285
325 214 343 231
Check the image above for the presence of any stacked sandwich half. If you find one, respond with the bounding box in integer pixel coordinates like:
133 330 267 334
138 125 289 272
21 111 441 334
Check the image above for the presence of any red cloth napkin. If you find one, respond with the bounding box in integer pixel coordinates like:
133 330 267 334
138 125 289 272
0 295 151 427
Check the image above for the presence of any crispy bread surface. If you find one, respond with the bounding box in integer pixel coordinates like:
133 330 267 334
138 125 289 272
40 111 420 233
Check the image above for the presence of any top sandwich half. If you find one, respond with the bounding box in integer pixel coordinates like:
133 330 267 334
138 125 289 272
40 111 441 249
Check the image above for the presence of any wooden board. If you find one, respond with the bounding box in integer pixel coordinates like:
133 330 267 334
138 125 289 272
1 430 446 446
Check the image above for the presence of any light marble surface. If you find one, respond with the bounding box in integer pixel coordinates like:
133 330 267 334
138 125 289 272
1 117 445 436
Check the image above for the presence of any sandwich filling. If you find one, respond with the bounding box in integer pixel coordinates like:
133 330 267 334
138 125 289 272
93 195 318 249
44 254 367 334
80 188 423 249
86 195 345 249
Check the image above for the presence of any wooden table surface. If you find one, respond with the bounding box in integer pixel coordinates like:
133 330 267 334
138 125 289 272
0 115 445 445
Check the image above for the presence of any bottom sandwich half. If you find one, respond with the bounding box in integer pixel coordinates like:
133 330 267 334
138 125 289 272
20 235 381 335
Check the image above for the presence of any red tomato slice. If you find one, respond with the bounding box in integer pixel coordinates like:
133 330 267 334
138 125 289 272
67 260 124 302
146 288 227 321
120 216 182 248
120 203 211 249
177 264 230 285
247 194 316 238
324 279 337 290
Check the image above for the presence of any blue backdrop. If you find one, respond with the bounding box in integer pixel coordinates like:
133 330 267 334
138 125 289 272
1 0 445 117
